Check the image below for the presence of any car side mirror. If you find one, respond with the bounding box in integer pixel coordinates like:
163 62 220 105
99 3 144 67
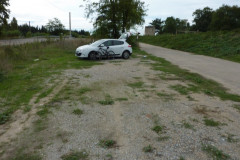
99 44 104 47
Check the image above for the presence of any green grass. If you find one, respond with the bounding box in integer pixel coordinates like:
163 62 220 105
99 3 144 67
79 87 91 96
72 109 84 116
133 47 240 102
115 97 128 101
232 104 240 112
127 81 144 89
202 144 231 160
142 145 154 153
99 139 116 149
139 30 240 63
203 118 221 127
35 85 56 104
11 153 42 160
157 136 170 141
98 95 114 105
61 150 88 160
0 39 101 124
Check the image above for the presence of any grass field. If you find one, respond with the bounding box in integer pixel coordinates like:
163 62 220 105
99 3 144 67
139 29 240 63
0 39 100 124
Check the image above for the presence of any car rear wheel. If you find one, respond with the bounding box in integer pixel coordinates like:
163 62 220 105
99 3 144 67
122 51 130 59
89 52 97 60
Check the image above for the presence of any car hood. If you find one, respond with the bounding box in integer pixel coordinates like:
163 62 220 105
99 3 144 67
77 45 90 50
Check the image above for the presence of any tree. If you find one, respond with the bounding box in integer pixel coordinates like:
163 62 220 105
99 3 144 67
0 0 10 25
193 7 213 32
10 17 18 30
210 5 240 30
150 18 164 34
164 17 177 34
85 0 147 38
45 18 65 35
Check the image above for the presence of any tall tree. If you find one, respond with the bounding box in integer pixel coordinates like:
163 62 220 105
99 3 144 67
45 18 65 35
210 5 240 30
164 17 177 34
150 18 164 34
0 0 10 25
84 0 147 38
192 7 213 32
10 17 18 30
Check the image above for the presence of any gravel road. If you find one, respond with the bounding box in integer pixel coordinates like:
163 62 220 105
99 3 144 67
1 56 240 160
140 43 240 95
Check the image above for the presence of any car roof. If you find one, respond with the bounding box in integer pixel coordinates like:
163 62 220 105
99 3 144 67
102 39 125 41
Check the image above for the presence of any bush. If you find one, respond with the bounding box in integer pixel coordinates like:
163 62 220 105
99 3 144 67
127 36 138 47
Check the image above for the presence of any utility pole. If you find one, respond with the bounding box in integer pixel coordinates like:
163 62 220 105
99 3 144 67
69 12 72 38
29 21 31 32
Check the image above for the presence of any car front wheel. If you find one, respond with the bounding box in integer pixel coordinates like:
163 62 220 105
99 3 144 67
89 52 97 60
122 51 130 59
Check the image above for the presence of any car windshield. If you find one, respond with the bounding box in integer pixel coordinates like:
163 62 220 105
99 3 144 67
90 40 105 47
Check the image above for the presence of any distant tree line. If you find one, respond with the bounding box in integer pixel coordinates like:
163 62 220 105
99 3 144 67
150 5 240 34
0 17 90 38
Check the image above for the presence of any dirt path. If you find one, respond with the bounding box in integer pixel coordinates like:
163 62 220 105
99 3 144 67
140 43 240 95
1 57 240 160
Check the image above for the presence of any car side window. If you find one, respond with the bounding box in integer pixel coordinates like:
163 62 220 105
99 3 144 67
103 40 113 47
113 40 124 46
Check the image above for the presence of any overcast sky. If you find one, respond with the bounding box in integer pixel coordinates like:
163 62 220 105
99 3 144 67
9 0 239 34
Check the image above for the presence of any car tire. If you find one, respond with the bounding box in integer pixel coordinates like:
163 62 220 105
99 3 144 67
122 51 130 59
89 52 97 60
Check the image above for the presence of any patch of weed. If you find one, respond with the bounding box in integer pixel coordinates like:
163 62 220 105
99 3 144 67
61 150 88 160
37 106 50 117
143 145 154 153
157 92 174 101
11 153 42 160
115 98 128 101
99 139 116 149
79 87 91 96
157 136 170 141
202 144 230 160
72 109 83 116
232 104 240 112
182 121 195 130
98 95 114 105
152 125 163 134
23 106 31 113
128 81 144 89
203 118 221 127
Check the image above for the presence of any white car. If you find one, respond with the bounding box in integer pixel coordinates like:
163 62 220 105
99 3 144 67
75 39 132 60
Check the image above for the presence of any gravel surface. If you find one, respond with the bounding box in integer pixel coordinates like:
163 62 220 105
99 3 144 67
1 57 240 160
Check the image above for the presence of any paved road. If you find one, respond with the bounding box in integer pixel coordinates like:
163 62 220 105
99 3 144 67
140 43 240 95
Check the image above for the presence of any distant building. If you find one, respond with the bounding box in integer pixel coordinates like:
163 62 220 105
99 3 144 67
145 26 155 36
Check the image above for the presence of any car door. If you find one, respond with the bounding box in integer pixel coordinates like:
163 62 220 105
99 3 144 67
111 40 124 56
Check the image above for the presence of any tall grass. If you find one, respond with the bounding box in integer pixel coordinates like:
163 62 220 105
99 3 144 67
139 29 240 63
0 38 99 124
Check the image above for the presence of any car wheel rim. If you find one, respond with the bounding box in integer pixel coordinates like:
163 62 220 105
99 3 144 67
124 52 129 58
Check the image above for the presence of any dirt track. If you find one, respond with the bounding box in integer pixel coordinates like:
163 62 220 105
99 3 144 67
140 43 240 95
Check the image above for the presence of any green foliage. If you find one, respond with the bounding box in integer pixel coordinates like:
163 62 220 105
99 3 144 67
61 150 88 160
0 0 10 25
45 18 65 35
139 30 240 63
202 144 231 160
150 18 164 34
85 0 147 38
193 7 213 32
210 5 240 31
